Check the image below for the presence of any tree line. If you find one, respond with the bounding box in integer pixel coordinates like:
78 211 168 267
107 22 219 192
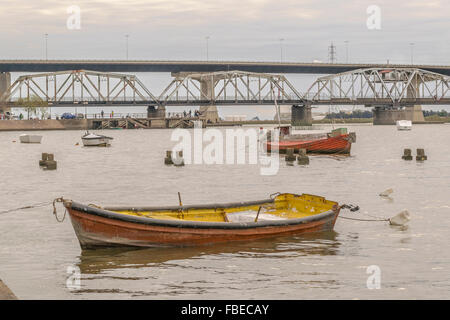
325 109 449 119
325 110 373 119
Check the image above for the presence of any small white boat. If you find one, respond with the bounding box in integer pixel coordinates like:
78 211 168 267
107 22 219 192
81 132 113 147
19 134 43 144
396 120 412 131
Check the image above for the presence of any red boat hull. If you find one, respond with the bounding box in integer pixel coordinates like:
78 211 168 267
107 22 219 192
266 134 352 154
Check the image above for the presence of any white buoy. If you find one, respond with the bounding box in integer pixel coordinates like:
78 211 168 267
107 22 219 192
379 188 394 197
389 210 410 226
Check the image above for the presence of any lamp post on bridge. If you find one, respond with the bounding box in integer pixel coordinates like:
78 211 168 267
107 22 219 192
410 43 415 65
125 34 130 60
205 36 210 61
44 33 48 61
344 40 349 63
279 38 284 63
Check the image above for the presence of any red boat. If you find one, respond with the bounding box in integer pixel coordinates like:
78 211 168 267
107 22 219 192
265 128 356 155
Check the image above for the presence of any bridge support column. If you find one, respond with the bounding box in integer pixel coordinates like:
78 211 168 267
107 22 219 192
199 105 219 123
0 72 11 115
405 75 425 123
407 105 425 122
171 72 220 123
372 106 404 125
198 79 219 123
291 104 312 126
147 105 166 118
372 105 425 125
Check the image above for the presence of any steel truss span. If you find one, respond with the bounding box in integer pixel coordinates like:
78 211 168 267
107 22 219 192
304 68 450 106
0 70 161 107
1 68 450 107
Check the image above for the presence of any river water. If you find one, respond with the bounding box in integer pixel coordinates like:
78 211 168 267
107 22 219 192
0 124 449 299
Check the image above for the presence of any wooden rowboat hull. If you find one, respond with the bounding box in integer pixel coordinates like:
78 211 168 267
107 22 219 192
64 197 341 249
266 134 353 154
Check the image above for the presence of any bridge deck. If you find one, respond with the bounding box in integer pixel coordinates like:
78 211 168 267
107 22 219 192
1 60 450 75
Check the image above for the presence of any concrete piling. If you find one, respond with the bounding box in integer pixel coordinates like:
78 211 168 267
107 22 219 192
164 150 174 165
285 148 296 162
402 149 413 160
39 153 57 170
416 148 427 161
39 153 48 166
44 160 57 170
297 148 310 165
173 151 185 167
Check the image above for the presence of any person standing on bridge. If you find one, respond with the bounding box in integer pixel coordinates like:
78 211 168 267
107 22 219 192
101 110 104 118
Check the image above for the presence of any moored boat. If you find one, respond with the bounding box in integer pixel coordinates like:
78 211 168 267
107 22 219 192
58 193 342 249
19 134 42 144
396 120 412 131
81 132 113 147
266 128 356 155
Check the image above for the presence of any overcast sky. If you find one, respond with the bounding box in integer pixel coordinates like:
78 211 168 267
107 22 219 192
0 0 449 64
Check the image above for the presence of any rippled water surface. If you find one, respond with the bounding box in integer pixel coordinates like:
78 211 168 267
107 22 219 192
0 124 449 299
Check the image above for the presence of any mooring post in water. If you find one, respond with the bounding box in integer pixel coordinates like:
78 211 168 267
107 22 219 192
39 153 48 166
39 153 57 170
164 150 173 165
285 148 296 162
297 148 309 165
402 148 413 160
173 150 185 167
0 279 17 300
416 148 427 161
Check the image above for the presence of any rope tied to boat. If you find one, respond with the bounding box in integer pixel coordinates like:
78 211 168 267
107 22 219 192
339 216 390 222
339 204 393 223
52 197 69 223
0 201 52 216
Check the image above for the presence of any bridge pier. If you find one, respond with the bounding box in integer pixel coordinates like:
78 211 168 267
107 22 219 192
0 72 11 115
171 72 220 123
291 104 312 126
147 105 166 118
199 105 219 123
405 74 425 123
372 105 425 125
198 77 219 123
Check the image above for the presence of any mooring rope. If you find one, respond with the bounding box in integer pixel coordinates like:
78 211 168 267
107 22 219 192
52 197 67 222
339 204 390 222
0 201 52 216
339 216 389 222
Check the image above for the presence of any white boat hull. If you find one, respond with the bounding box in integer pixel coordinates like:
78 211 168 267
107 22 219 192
19 134 43 143
396 120 412 131
82 137 112 147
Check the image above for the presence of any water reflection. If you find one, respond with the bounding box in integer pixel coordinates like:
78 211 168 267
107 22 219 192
77 231 341 275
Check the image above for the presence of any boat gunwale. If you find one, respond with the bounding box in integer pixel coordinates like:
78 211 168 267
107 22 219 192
67 199 338 230
81 135 114 140
103 198 273 212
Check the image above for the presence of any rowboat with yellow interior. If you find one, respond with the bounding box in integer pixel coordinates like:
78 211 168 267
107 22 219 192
60 193 341 249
